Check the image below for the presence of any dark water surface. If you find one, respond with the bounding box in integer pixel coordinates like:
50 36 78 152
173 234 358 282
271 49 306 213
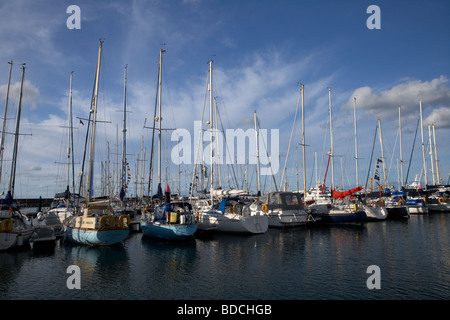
1 213 449 300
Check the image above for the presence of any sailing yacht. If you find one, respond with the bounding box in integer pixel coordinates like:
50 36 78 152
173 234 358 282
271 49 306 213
64 200 130 245
111 64 140 231
140 50 198 240
0 193 33 251
40 72 78 235
305 185 368 223
190 60 268 234
194 193 268 234
63 40 129 246
302 90 364 223
141 185 197 240
0 65 33 250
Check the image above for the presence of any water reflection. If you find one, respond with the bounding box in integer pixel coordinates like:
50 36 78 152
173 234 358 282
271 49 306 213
140 236 197 277
61 242 130 299
65 241 128 268
0 247 31 298
1 214 449 300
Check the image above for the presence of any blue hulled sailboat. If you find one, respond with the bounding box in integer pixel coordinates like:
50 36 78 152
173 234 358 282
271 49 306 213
63 40 129 246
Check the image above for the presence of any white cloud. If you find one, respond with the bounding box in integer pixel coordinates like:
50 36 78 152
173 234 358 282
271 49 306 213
424 107 450 128
1 1 448 196
26 166 41 171
342 75 450 126
0 78 40 111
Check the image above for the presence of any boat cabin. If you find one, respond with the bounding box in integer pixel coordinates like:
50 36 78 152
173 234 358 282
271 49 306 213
260 192 305 211
153 202 193 224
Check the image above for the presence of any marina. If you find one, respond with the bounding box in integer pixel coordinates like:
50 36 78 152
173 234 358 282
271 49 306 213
1 45 449 300
0 211 449 300
0 1 449 307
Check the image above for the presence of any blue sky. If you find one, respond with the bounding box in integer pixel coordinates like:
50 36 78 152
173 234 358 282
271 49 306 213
0 0 449 198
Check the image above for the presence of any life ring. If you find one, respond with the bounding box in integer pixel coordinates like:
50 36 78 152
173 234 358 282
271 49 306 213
100 215 115 228
379 199 385 206
262 204 268 213
1 219 13 232
438 197 445 203
398 199 405 206
118 214 131 228
232 205 237 214
353 203 358 211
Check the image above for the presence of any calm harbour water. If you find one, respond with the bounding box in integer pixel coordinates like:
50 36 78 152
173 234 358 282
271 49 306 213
1 213 449 300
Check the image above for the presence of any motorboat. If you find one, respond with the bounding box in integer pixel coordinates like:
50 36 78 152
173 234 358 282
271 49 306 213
250 192 310 227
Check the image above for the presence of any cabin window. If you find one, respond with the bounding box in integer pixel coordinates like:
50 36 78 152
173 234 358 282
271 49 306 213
285 194 300 205
268 196 278 205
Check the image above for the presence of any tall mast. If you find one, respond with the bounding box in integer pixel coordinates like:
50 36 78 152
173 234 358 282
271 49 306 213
140 135 144 200
0 60 13 185
254 111 261 195
9 64 26 198
208 59 214 200
67 72 72 192
428 125 435 185
147 56 160 197
280 84 301 190
353 97 359 187
377 118 388 188
296 146 299 192
214 97 221 189
398 106 404 187
121 64 128 199
68 71 75 205
328 88 334 189
157 50 165 187
115 125 119 193
419 100 427 188
301 84 306 197
86 40 103 203
432 124 440 184
315 151 318 186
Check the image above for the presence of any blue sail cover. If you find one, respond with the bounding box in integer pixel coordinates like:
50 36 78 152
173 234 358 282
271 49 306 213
153 183 163 199
0 191 13 205
54 186 70 199
218 199 227 213
391 191 407 196
119 187 125 201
